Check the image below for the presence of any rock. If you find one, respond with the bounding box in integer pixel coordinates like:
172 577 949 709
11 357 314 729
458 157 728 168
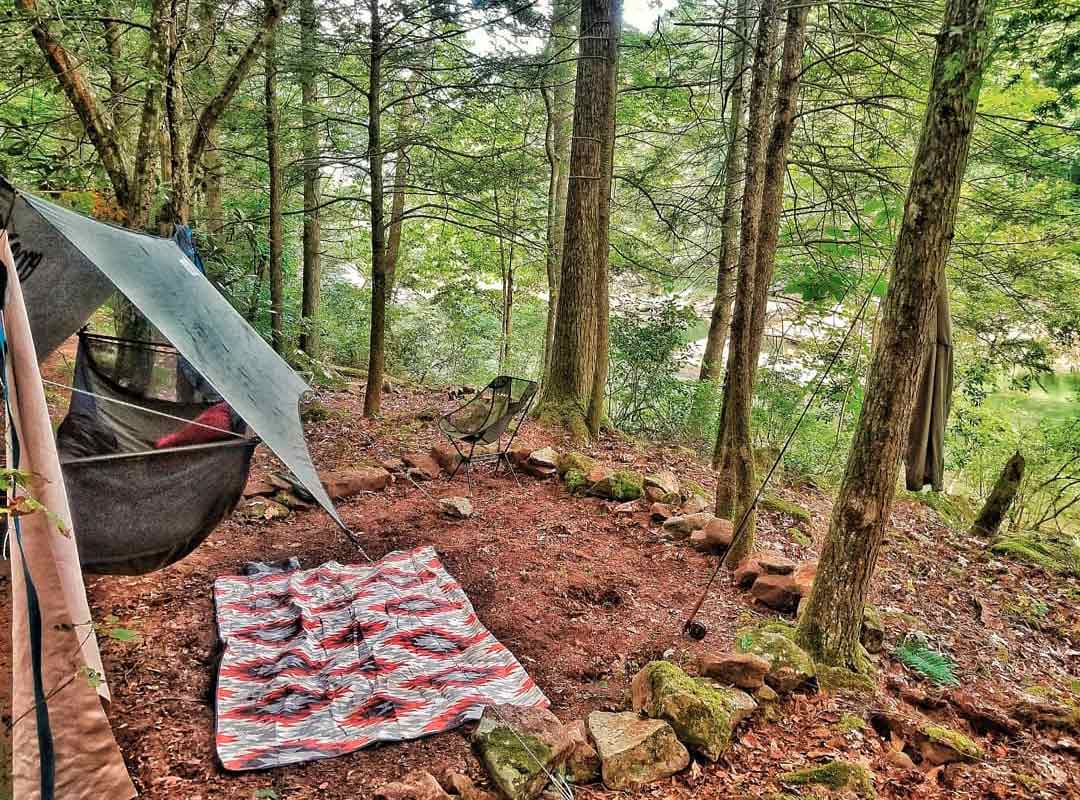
734 622 815 694
403 452 441 480
435 770 499 800
556 451 596 478
779 760 875 798
919 724 984 765
430 444 463 473
439 496 473 519
643 471 679 500
750 573 801 612
508 447 533 469
869 712 983 766
662 512 715 539
563 720 600 784
885 747 917 771
639 483 665 503
472 705 573 800
681 494 709 515
273 490 314 510
787 526 813 547
630 661 756 760
733 558 762 589
815 665 877 696
528 446 558 468
589 469 643 501
520 460 557 479
650 502 675 522
948 691 1020 736
236 496 290 521
382 457 406 474
242 478 276 497
757 553 796 575
698 653 771 691
760 493 812 523
375 770 452 800
792 561 818 596
586 711 689 790
321 467 392 499
1010 695 1080 734
754 684 779 704
689 528 731 554
702 516 733 540
861 604 885 654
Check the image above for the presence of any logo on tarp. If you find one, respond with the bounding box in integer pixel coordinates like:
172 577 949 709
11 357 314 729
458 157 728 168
8 233 42 280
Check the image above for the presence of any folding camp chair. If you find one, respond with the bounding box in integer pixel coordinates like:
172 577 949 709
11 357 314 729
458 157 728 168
438 375 538 493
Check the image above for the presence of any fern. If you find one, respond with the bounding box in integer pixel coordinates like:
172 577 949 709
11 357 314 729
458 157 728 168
894 635 960 687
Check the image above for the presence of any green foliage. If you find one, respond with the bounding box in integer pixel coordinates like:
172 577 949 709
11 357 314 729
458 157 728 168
606 300 697 439
894 634 959 687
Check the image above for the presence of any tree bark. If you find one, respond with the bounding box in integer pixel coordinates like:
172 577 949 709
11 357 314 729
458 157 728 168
698 0 750 385
586 0 622 438
713 0 778 526
541 0 576 384
265 0 284 353
199 0 224 237
796 0 997 669
299 0 322 356
971 451 1025 537
363 0 387 417
538 0 621 441
384 93 412 297
723 0 814 567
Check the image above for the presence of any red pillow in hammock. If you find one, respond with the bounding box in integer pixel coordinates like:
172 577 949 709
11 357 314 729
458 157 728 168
155 402 234 449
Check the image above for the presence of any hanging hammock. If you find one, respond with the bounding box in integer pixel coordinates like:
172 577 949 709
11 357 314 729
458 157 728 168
56 332 257 575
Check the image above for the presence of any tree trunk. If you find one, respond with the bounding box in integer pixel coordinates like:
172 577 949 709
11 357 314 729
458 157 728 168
299 0 322 356
971 451 1025 537
384 93 412 297
538 0 621 441
541 0 576 383
199 0 224 237
586 0 622 438
698 0 750 385
796 0 997 669
363 0 387 417
265 1 285 353
712 0 778 531
722 0 813 567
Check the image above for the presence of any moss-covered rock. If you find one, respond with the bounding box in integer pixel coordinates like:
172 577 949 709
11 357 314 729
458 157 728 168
990 530 1080 576
780 760 875 798
563 468 588 495
816 665 877 697
681 480 709 501
922 725 982 763
556 451 596 478
787 527 813 547
760 493 811 524
630 661 756 761
471 705 572 800
734 622 815 694
586 711 689 790
590 469 644 501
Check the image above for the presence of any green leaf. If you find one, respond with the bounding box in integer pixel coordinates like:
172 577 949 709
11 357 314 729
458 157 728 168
254 789 280 800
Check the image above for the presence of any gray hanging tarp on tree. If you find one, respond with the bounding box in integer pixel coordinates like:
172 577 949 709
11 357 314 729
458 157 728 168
904 265 953 492
0 176 343 529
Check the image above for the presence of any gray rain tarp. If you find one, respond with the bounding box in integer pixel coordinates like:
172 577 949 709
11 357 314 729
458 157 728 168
0 177 342 528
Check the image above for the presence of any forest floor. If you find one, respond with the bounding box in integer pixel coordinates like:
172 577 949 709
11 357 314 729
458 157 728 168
2 359 1079 800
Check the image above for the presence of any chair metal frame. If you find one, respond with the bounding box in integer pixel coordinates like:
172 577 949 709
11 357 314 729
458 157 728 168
439 375 537 494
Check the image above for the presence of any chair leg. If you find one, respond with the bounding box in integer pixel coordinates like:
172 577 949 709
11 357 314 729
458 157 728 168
465 459 473 496
502 454 523 489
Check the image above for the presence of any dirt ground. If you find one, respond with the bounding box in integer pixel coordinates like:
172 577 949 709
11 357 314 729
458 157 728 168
3 372 1079 799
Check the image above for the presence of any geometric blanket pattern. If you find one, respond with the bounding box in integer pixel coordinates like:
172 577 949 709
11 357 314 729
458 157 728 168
213 546 548 770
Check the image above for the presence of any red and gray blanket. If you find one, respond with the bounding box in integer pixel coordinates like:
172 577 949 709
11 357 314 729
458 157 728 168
214 546 547 770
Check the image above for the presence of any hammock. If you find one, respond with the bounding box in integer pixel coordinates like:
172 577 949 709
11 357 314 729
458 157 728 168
57 332 257 574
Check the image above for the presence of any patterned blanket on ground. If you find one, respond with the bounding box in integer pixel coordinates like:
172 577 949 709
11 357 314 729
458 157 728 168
213 546 547 770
